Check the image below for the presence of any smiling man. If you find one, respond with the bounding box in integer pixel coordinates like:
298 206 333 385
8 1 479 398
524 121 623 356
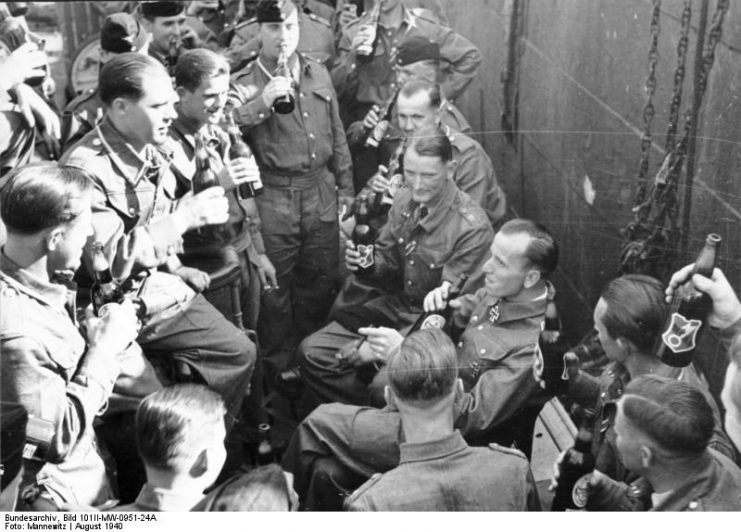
282 216 556 509
140 1 202 73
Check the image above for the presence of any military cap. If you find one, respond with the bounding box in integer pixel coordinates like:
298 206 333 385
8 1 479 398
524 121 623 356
256 0 297 23
396 36 441 66
140 1 187 18
1 402 28 491
100 13 149 53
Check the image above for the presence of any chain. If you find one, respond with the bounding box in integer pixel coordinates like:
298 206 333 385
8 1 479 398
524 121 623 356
665 0 692 151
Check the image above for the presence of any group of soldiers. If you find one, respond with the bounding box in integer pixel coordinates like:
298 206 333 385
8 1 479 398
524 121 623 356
1 0 741 513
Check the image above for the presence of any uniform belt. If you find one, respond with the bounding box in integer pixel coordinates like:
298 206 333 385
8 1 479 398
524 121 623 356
259 166 326 189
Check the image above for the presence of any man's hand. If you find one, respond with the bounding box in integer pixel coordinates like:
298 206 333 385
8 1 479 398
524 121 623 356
666 266 741 329
345 239 361 271
1 42 47 88
563 351 581 381
357 326 404 361
351 25 375 53
368 165 391 195
174 266 211 292
9 83 60 158
219 156 261 191
339 3 359 31
336 337 377 369
423 281 452 312
338 195 354 218
84 299 140 358
174 187 229 232
362 105 381 130
256 253 278 290
261 76 294 108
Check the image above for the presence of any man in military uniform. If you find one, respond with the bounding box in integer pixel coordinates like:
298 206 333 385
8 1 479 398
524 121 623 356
562 274 736 507
297 128 494 407
332 0 480 127
345 329 540 511
335 0 449 38
362 80 505 226
585 376 741 511
281 218 557 509
227 0 336 71
168 48 276 331
228 0 353 373
59 53 255 428
139 1 203 74
60 12 149 153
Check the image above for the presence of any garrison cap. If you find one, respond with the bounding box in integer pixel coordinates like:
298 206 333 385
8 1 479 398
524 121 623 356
140 1 187 18
1 402 28 491
396 36 441 66
100 13 149 53
256 0 297 23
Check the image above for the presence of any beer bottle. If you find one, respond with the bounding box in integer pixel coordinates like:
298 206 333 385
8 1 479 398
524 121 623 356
373 139 405 214
409 273 469 333
532 296 571 395
351 194 376 275
551 408 596 511
365 90 399 148
192 133 227 240
257 423 275 465
655 233 722 367
356 0 380 63
166 38 179 78
90 241 125 317
225 113 263 199
273 48 295 114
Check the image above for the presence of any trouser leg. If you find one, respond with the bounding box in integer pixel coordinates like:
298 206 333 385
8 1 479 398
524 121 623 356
298 321 372 406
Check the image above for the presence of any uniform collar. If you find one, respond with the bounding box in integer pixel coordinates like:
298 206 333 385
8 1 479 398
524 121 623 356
0 250 73 313
133 483 203 512
399 430 467 464
478 283 550 325
171 113 222 150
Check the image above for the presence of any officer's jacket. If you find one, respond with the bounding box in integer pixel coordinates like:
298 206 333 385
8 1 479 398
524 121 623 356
592 449 741 511
167 114 265 259
451 284 549 441
333 7 481 113
0 254 115 506
372 177 493 306
229 53 353 198
227 11 336 71
60 87 104 153
60 118 186 282
345 430 539 511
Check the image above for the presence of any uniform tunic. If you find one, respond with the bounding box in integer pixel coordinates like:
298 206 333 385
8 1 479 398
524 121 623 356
60 87 104 153
345 431 539 511
229 52 353 365
299 179 493 406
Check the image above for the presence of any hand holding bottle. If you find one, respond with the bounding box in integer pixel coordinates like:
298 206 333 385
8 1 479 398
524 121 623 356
423 281 452 312
666 266 741 330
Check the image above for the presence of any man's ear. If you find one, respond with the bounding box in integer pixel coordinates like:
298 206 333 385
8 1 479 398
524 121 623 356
639 445 653 469
189 448 209 479
140 17 153 34
384 385 398 410
446 159 458 177
523 268 541 289
109 97 130 118
455 378 464 398
176 86 187 99
45 227 64 252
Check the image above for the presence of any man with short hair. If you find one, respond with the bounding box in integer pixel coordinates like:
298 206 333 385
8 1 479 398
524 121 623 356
60 12 149 152
332 0 480 127
117 384 228 512
297 126 493 408
282 218 555 509
0 163 140 509
587 375 741 511
139 1 202 73
60 53 255 427
168 48 275 330
362 79 505 226
228 0 354 373
345 329 540 511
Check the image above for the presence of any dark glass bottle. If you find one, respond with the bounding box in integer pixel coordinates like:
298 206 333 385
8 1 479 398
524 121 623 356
352 194 377 275
225 113 263 199
373 139 405 214
166 38 179 78
655 233 722 367
257 423 275 465
533 296 571 395
192 133 227 240
409 273 469 334
551 409 596 511
355 0 380 63
273 48 295 114
90 241 125 317
365 90 398 148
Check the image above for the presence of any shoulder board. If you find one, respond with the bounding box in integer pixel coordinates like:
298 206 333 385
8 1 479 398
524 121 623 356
300 52 323 64
346 472 383 503
65 88 97 110
234 17 257 30
457 200 488 228
305 11 331 27
233 60 257 79
488 443 528 460
409 8 441 24
345 14 370 30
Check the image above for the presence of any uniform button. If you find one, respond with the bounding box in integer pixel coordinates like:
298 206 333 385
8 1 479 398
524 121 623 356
311 153 317 159
409 260 414 265
407 280 412 285
457 341 463 348
601 393 606 399
92 138 101 147
471 315 478 321
688 501 698 510
303 112 309 118
258 112 265 118
479 349 486 355
430 263 435 268
300 93 306 98
390 82 397 89
477 325 483 331
309 133 315 139
129 207 136 215
398 238 404 244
